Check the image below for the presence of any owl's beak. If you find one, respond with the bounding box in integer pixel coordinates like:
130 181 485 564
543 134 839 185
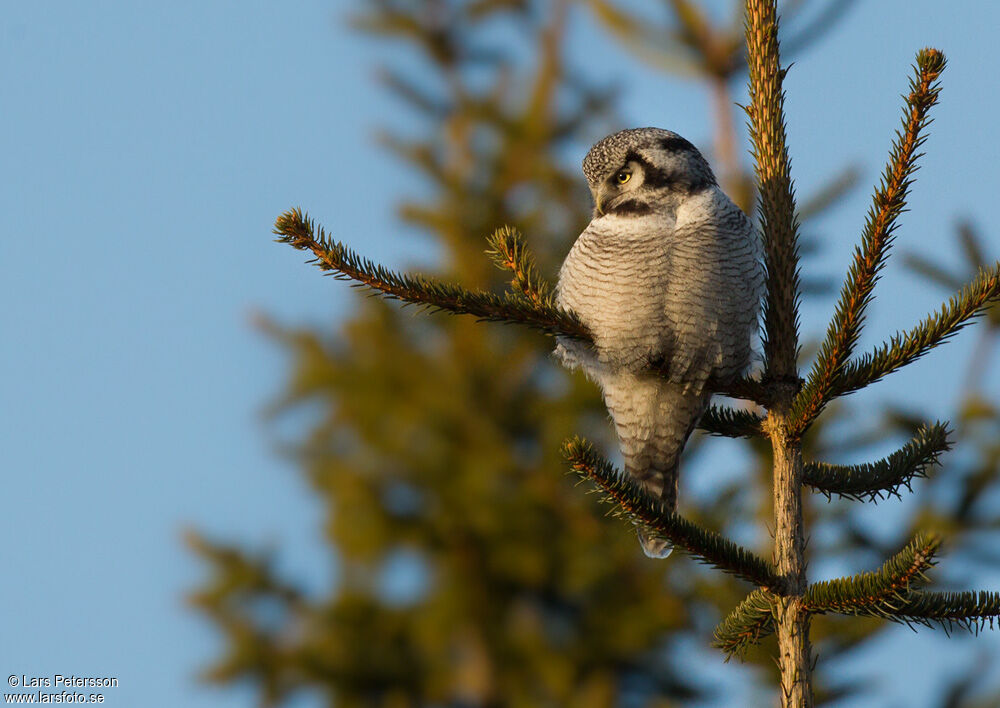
594 187 608 215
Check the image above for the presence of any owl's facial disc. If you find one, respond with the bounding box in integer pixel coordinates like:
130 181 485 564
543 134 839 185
595 160 644 215
584 128 719 218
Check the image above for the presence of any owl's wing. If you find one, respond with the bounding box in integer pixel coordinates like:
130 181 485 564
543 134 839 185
552 228 604 378
659 193 762 387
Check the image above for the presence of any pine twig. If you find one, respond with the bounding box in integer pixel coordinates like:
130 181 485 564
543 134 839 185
562 437 780 588
274 209 590 340
709 374 771 404
803 422 950 501
792 49 946 435
890 591 1000 633
485 225 553 307
745 0 801 382
713 589 777 659
834 263 1000 396
698 404 765 438
803 533 940 617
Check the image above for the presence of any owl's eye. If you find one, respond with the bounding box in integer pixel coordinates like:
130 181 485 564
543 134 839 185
615 170 632 185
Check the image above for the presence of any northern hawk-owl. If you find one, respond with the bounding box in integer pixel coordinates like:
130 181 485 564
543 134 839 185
555 127 763 558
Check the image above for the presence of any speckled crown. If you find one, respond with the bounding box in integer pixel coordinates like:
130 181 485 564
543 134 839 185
582 127 703 184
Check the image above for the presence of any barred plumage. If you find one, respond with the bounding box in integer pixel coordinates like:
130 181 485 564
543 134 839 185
556 127 764 558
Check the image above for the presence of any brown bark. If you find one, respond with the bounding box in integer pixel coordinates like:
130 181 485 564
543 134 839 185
768 409 813 707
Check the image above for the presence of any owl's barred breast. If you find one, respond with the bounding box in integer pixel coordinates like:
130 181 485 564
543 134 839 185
556 186 761 385
557 212 675 372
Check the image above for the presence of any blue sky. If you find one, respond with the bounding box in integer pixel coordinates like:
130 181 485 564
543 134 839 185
1 2 998 706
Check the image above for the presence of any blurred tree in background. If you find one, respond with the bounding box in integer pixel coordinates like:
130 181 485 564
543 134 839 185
189 1 1000 705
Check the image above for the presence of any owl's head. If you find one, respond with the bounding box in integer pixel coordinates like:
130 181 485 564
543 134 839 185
582 127 716 217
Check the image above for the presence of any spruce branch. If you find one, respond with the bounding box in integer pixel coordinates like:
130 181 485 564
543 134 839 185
803 422 951 501
834 262 1000 396
274 209 590 340
485 225 553 307
792 49 946 434
745 0 802 381
714 375 768 403
698 404 765 438
803 533 941 617
889 591 1000 632
562 437 780 588
713 589 777 659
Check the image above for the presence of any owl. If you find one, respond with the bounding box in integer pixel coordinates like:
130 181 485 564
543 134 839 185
555 127 763 558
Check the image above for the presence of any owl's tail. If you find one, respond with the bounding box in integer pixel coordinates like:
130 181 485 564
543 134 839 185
602 374 712 559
